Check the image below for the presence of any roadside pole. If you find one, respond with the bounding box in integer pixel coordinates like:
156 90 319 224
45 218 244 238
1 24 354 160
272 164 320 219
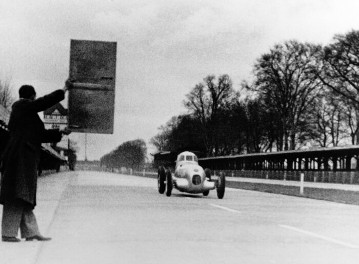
300 172 304 195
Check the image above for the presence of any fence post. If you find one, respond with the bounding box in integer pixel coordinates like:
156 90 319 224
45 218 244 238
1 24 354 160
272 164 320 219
350 171 355 184
143 169 146 176
300 172 304 195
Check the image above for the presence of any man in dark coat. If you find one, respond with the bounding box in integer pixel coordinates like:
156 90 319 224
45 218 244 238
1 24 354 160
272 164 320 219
0 83 68 242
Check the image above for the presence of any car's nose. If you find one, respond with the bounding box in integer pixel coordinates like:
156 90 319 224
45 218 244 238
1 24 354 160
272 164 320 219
191 174 202 185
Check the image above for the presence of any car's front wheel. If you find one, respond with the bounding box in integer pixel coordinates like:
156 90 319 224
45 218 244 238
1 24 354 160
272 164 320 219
158 166 166 194
165 169 173 197
203 190 210 196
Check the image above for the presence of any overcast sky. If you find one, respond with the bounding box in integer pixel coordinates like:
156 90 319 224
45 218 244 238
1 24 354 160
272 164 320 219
1 0 359 160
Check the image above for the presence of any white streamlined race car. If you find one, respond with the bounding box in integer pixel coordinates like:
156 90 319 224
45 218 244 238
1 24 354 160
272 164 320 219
157 151 225 199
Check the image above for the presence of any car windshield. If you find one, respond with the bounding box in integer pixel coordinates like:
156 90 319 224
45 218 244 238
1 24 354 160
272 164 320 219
178 153 198 162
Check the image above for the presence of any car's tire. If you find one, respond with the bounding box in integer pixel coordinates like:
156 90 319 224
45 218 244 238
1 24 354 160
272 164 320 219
158 166 166 194
203 190 210 196
165 169 173 197
216 172 226 199
205 168 212 181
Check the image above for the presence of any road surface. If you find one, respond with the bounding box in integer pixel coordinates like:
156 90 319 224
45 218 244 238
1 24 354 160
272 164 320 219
2 170 359 264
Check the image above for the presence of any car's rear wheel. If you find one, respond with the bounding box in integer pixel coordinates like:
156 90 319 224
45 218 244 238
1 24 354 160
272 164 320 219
216 172 226 199
158 166 166 194
165 169 173 197
203 190 210 196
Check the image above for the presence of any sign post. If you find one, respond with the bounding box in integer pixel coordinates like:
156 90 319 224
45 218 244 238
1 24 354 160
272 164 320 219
68 39 117 134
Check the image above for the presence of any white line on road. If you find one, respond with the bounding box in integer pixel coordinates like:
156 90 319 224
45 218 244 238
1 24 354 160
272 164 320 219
279 224 359 249
209 204 359 249
209 204 241 214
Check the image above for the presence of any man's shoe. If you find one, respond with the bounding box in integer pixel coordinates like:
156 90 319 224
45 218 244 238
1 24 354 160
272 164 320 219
25 235 51 241
2 236 21 242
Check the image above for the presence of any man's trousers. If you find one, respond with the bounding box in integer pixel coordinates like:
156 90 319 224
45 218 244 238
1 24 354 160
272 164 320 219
1 199 40 238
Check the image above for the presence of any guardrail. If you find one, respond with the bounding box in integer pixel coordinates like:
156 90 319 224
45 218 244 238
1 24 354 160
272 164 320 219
80 165 359 185
128 169 354 184
135 169 359 185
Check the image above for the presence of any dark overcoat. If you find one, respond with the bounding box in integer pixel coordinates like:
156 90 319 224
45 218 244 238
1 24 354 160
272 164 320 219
0 90 65 208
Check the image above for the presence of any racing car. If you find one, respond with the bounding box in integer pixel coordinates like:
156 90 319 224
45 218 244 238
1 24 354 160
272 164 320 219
157 151 225 199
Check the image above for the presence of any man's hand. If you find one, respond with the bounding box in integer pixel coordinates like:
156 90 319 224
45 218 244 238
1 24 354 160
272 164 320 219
64 78 75 92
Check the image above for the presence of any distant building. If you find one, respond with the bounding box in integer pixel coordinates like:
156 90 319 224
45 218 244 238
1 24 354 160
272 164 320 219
43 103 68 130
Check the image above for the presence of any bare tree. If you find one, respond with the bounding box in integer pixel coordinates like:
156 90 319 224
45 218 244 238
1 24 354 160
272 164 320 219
309 97 331 147
313 31 359 145
341 98 359 145
252 40 323 150
184 74 236 156
304 88 349 147
0 77 15 109
150 123 172 152
150 115 206 154
316 30 359 104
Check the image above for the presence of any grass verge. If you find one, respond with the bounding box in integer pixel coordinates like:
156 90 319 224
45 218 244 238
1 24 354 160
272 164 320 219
227 181 359 206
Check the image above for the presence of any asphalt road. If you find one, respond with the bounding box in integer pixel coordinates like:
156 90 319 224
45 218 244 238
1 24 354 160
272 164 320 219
2 171 359 264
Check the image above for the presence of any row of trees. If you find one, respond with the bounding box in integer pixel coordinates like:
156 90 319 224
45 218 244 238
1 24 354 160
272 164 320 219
151 30 359 157
100 139 147 170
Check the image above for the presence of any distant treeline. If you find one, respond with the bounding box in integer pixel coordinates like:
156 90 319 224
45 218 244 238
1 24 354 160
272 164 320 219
100 139 147 170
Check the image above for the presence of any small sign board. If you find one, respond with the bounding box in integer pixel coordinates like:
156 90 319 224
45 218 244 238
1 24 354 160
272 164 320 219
43 103 68 128
43 103 69 148
68 39 117 134
44 111 68 124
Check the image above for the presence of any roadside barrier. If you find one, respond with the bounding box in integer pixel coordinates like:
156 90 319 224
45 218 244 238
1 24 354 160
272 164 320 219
85 165 359 186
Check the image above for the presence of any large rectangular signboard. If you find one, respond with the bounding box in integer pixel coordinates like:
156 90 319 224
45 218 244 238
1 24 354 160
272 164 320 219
68 39 117 134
